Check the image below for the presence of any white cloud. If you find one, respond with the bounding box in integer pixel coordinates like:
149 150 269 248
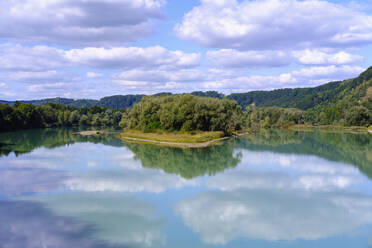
6 70 79 84
207 49 291 68
0 44 201 72
113 69 205 82
0 43 67 71
65 46 201 70
0 0 166 46
175 0 372 50
111 65 364 94
201 65 364 92
290 65 364 80
292 49 364 65
86 72 103 79
207 49 364 68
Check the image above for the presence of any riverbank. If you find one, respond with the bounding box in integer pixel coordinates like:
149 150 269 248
287 124 370 133
120 130 249 148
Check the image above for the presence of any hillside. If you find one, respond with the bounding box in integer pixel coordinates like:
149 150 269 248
228 66 372 110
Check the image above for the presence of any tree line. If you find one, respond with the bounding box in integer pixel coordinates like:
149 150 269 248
1 92 371 133
0 102 124 132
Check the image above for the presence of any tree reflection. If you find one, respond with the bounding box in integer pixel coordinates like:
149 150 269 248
237 129 372 178
125 142 242 179
0 127 123 157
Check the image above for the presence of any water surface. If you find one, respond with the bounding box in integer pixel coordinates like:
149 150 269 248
0 128 372 248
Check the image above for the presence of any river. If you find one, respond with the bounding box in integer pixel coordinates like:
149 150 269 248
0 128 371 248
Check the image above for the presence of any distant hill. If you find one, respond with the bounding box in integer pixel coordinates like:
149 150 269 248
0 98 99 108
0 95 142 110
1 67 371 111
228 66 372 110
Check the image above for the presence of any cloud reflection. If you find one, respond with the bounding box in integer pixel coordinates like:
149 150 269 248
25 192 166 247
66 169 197 193
176 151 372 245
0 200 130 248
0 167 66 196
177 189 372 245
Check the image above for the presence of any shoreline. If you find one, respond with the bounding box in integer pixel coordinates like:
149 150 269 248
287 124 369 133
73 130 105 136
120 132 250 148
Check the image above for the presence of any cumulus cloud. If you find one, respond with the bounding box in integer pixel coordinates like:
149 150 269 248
113 69 205 82
292 49 364 65
86 72 103 79
207 49 364 68
0 44 201 72
7 70 80 84
0 43 67 71
65 46 201 70
110 65 363 94
175 0 372 50
0 0 165 46
202 65 365 92
207 49 291 68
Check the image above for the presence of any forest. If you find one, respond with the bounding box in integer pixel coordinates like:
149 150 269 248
0 102 124 132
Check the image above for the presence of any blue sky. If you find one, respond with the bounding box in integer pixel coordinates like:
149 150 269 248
1 0 372 100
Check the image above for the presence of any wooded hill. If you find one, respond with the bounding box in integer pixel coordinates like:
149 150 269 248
2 67 371 111
228 66 372 110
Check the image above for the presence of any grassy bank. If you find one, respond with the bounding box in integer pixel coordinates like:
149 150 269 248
287 124 369 133
121 130 225 144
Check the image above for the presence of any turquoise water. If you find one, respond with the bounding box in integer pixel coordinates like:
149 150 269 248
0 128 371 248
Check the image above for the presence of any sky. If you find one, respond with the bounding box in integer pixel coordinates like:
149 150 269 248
1 0 372 100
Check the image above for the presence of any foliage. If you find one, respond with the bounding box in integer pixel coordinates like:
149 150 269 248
0 102 123 132
122 94 242 135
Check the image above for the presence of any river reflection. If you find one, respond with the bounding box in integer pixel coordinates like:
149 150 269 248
0 128 371 247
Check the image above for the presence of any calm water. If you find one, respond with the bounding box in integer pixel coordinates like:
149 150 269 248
0 128 372 248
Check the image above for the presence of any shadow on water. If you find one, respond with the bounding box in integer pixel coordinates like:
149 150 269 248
0 200 132 248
